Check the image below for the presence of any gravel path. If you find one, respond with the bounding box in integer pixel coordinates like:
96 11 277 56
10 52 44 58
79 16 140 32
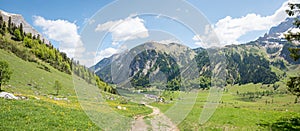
131 104 179 131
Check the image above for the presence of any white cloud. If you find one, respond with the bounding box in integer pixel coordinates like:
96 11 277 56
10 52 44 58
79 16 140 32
193 35 203 46
112 41 119 46
95 47 118 63
95 16 149 44
205 0 298 46
193 25 220 48
75 47 119 67
33 16 85 58
155 39 181 45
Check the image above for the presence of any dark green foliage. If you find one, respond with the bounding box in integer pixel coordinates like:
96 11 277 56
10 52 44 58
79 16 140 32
194 49 211 78
8 16 11 28
225 52 241 85
259 116 300 130
271 59 287 70
285 3 300 41
280 43 300 64
0 60 12 91
287 77 300 103
0 16 4 35
198 76 211 88
19 23 23 37
7 16 15 34
237 53 278 84
285 3 300 61
166 78 181 91
285 3 300 103
289 48 300 61
237 90 277 102
193 47 279 85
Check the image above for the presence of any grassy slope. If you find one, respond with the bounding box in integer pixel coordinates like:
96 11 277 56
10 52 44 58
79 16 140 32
176 84 300 130
0 48 74 97
0 48 100 130
0 49 151 130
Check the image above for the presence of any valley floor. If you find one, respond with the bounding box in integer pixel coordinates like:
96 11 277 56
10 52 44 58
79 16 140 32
0 48 300 130
1 83 300 130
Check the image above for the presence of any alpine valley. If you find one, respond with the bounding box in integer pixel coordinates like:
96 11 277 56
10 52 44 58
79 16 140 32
0 9 299 131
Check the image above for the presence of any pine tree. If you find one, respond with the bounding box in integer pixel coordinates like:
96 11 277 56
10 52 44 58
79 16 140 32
285 3 300 103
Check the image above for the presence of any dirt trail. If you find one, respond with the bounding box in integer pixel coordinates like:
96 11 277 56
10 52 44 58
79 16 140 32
131 115 148 131
131 104 179 131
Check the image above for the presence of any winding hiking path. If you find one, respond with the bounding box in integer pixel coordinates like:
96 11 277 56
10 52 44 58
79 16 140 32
131 104 179 131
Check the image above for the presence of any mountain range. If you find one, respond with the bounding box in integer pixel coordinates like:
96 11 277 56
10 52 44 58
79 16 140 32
93 17 300 89
1 8 297 89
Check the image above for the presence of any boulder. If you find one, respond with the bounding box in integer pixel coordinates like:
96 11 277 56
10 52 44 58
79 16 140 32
0 92 19 100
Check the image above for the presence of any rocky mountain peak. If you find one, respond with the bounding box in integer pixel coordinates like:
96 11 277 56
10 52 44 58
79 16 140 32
257 17 299 43
0 9 49 44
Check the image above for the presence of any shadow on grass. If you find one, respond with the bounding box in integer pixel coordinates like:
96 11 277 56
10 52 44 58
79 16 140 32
235 97 257 102
258 116 300 130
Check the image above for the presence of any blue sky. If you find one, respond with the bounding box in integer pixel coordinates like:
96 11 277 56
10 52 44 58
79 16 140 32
0 0 286 28
0 0 294 66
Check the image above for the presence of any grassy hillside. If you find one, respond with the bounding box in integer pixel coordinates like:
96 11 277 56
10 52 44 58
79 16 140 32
0 48 151 130
0 48 73 96
0 48 98 129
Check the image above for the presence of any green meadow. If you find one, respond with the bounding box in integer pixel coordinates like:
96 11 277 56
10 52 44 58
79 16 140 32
1 48 300 130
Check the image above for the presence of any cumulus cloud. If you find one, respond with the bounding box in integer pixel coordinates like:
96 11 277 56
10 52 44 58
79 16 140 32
193 35 203 46
94 47 118 63
194 0 300 46
193 25 220 48
95 16 149 44
74 48 119 67
33 16 85 58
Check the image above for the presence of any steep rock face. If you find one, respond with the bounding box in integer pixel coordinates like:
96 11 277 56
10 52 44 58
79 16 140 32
91 57 112 73
253 17 300 64
94 42 197 87
0 10 49 44
268 17 295 38
129 49 180 87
